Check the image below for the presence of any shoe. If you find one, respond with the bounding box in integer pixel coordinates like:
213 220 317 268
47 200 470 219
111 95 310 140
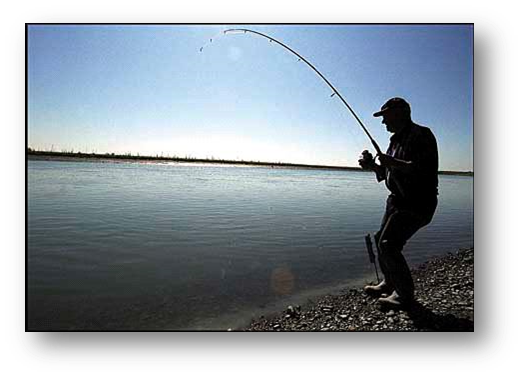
364 281 392 297
377 291 413 309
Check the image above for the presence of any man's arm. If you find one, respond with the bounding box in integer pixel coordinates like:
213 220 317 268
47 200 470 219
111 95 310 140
378 128 438 174
359 153 387 182
377 154 414 173
373 162 387 182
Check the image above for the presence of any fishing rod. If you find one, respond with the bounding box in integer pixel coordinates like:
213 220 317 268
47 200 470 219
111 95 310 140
206 29 398 282
222 28 384 156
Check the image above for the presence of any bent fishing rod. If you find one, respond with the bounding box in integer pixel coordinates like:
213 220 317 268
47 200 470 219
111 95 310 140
222 28 384 156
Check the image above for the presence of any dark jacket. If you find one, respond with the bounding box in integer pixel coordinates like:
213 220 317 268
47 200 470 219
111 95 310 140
376 122 439 214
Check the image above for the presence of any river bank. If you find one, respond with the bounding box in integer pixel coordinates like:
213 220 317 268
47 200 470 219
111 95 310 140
244 248 474 331
27 151 360 172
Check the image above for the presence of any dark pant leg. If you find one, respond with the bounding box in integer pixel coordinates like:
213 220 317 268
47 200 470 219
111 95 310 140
376 198 434 300
375 202 397 288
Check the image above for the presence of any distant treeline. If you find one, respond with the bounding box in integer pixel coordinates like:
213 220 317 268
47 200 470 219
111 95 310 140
438 171 474 176
26 149 363 171
26 149 473 176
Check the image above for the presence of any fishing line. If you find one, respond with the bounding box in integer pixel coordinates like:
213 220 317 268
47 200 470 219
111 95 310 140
198 30 230 53
215 28 384 156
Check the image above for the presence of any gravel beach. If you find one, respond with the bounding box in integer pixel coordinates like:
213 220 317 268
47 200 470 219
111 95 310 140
245 248 474 331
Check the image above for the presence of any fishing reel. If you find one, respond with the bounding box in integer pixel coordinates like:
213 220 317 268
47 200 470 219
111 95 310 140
359 150 377 170
361 150 374 162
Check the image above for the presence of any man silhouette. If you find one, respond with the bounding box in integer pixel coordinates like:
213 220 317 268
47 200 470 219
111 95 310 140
359 97 439 308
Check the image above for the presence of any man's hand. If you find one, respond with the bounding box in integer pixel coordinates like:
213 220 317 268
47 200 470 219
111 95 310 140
358 150 376 171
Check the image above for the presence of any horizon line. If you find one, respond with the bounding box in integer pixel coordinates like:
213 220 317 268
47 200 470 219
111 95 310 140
27 149 474 176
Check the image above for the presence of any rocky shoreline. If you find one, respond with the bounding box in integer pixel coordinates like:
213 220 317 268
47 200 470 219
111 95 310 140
245 248 474 331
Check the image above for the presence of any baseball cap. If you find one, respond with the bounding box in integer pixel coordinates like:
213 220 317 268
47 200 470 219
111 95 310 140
373 97 411 117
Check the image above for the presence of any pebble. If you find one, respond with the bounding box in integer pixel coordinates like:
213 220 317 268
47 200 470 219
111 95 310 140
245 248 474 332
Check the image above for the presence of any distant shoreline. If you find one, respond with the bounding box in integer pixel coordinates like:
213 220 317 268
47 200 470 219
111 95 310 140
27 151 474 177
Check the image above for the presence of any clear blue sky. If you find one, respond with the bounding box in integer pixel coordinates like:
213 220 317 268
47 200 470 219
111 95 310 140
28 24 473 171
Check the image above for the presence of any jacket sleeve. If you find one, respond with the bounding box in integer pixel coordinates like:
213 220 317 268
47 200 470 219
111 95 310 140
411 129 439 175
375 165 386 182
